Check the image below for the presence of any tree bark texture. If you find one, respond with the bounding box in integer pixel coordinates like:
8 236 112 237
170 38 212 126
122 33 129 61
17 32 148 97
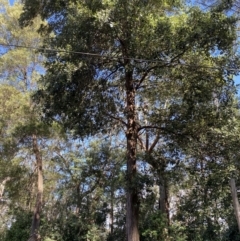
28 134 43 241
230 178 240 232
125 71 140 241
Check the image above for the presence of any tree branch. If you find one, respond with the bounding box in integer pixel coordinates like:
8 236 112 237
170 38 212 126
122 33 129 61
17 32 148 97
149 132 161 153
107 113 127 126
135 50 187 90
137 135 146 151
136 65 158 90
138 125 164 131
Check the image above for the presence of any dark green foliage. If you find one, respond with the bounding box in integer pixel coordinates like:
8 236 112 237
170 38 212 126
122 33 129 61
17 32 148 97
223 223 240 241
140 210 168 241
3 210 31 241
19 0 239 141
0 1 236 241
60 214 88 241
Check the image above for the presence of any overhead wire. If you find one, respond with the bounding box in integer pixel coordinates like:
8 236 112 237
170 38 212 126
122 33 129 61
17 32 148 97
0 43 240 72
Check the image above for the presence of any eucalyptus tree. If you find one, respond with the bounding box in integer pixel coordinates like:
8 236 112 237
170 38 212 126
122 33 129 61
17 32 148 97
38 140 126 241
0 0 45 91
0 83 45 240
162 96 240 240
0 84 31 240
20 0 239 240
0 1 51 240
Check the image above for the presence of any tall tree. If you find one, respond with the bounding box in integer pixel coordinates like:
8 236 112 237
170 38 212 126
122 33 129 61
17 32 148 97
0 1 48 240
0 0 44 91
20 0 239 240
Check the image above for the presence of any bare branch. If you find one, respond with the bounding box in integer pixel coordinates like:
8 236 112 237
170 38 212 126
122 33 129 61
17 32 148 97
149 132 160 153
107 113 127 126
136 65 158 90
137 135 146 151
136 50 187 90
138 125 164 131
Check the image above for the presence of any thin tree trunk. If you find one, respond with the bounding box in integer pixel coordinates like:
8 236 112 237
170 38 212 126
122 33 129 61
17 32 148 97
230 178 240 232
0 177 11 200
125 71 140 241
110 187 114 234
28 134 43 241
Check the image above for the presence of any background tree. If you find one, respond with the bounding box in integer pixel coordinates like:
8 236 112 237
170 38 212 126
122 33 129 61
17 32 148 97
0 1 53 241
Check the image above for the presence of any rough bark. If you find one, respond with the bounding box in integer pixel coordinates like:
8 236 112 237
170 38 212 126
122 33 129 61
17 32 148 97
28 134 43 241
125 70 140 241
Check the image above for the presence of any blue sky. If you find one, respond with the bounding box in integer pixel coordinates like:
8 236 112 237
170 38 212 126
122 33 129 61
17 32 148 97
235 76 240 96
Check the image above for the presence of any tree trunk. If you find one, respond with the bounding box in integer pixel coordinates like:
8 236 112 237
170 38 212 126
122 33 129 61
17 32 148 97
159 177 170 225
230 178 240 232
125 71 140 241
0 177 11 200
28 134 43 241
110 187 114 234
